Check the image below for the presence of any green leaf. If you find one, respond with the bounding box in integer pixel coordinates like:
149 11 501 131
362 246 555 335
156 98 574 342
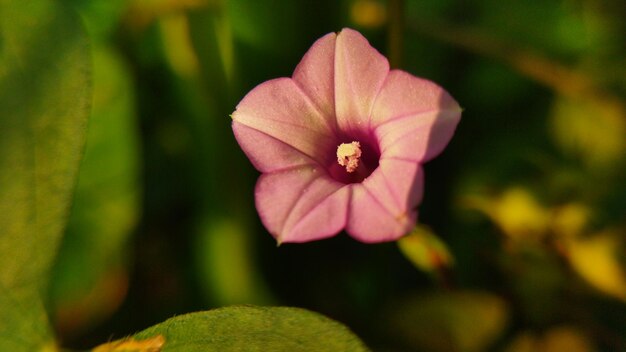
123 306 370 352
0 0 92 349
49 44 139 336
0 289 55 351
62 0 128 40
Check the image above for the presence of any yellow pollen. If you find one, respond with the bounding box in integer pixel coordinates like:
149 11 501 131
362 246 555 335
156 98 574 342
337 141 362 173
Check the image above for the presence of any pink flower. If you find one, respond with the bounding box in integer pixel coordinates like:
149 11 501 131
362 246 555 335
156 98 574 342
232 28 461 244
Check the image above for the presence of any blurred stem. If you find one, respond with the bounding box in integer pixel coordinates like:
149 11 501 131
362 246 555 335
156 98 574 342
408 19 598 99
387 0 404 69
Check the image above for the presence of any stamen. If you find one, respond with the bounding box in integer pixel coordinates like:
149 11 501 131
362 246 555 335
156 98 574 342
336 141 362 173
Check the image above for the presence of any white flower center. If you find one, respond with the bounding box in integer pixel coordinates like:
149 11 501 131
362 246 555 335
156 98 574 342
336 141 362 173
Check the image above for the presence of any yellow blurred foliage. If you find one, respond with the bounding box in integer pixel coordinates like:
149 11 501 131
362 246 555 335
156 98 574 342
463 187 551 242
350 0 387 28
551 203 591 238
505 326 595 352
387 291 509 352
159 14 200 77
126 0 209 30
398 225 454 275
550 95 626 170
563 230 626 302
463 187 626 302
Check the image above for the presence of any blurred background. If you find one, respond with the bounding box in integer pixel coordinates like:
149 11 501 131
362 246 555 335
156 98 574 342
48 0 625 351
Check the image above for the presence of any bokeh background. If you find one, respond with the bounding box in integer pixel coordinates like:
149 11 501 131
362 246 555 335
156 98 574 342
47 0 625 351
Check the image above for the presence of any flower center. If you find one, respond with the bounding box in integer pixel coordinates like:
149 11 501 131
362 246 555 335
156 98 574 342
329 136 379 184
336 141 362 173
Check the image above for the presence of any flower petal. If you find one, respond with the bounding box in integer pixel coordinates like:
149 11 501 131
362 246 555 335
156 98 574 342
368 159 424 215
232 121 315 173
347 187 416 243
292 32 337 128
232 78 337 166
255 166 349 243
346 160 423 243
376 109 460 163
373 70 461 162
282 185 351 244
371 70 460 125
334 28 389 133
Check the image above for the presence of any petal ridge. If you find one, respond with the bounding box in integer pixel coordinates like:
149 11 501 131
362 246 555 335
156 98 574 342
376 109 461 162
232 77 337 165
235 109 332 136
347 184 415 243
379 163 404 209
292 32 338 131
291 78 338 133
382 155 422 163
284 184 349 241
233 119 324 168
367 72 391 130
374 108 440 130
279 173 319 235
334 28 390 133
282 176 342 229
361 182 397 219
233 121 318 172
370 69 461 128
379 159 424 210
231 77 333 134
255 166 319 239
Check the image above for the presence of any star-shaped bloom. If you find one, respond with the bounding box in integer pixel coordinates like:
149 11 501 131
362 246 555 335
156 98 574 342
232 28 461 244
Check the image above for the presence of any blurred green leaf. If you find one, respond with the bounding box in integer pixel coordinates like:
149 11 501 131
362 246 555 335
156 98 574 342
194 218 274 306
229 0 301 55
502 245 565 326
474 0 594 60
62 0 128 39
49 44 140 336
0 0 91 349
156 5 276 312
386 291 509 352
115 306 370 352
187 3 234 105
228 0 338 87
